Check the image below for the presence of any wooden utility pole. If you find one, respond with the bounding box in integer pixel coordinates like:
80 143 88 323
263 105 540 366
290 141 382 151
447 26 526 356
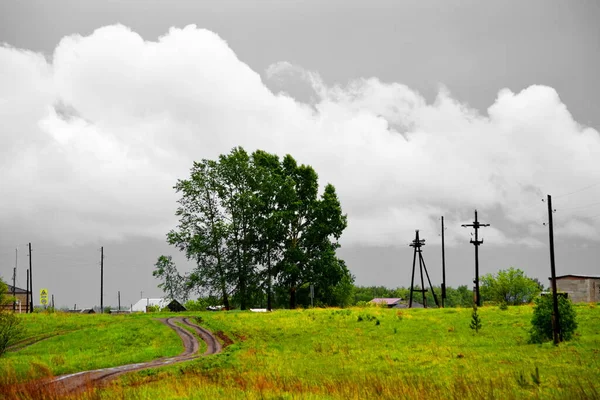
12 266 16 312
408 230 439 308
26 270 30 314
461 211 489 307
547 194 561 344
28 242 33 312
118 291 121 312
441 216 446 308
100 247 104 313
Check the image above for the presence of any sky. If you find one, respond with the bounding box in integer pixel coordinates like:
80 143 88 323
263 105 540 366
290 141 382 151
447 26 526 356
1 0 599 309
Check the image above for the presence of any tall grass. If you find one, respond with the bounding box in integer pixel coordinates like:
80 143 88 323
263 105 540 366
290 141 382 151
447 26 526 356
2 305 599 399
100 304 600 399
0 312 182 380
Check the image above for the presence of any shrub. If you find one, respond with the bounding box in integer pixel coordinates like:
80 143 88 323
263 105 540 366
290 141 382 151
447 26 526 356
0 312 24 356
529 294 578 343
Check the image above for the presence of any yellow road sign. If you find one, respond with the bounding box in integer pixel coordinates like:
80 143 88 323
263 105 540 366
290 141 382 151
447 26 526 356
40 288 48 305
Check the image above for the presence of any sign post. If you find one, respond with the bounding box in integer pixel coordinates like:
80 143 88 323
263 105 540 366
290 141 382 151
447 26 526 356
40 288 49 308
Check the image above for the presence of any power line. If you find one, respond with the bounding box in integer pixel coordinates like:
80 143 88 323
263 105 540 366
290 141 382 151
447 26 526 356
558 201 600 211
555 181 600 199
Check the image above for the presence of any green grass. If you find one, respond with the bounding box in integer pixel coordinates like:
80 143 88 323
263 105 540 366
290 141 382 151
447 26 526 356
2 305 600 399
105 304 600 399
0 312 183 380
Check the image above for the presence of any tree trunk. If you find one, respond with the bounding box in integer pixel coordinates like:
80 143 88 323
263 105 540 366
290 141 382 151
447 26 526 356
289 286 297 309
222 289 230 310
267 251 272 311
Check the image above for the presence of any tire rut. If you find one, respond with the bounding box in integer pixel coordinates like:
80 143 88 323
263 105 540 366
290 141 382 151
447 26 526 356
48 316 223 394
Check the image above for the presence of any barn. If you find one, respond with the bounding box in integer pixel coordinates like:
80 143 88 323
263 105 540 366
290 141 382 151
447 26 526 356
1 285 28 313
548 275 600 303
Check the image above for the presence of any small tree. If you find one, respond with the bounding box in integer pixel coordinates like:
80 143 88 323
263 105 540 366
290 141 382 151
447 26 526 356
470 304 482 333
529 295 578 344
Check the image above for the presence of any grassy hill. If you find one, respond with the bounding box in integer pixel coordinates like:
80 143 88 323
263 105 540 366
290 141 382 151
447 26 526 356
2 304 599 399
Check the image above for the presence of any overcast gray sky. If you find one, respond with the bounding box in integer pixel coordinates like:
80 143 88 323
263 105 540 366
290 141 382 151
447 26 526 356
1 0 599 309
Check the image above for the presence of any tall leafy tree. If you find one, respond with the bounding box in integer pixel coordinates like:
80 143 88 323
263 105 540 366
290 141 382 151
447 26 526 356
167 159 232 309
216 148 261 310
480 267 541 305
166 147 350 310
251 150 291 310
278 155 348 309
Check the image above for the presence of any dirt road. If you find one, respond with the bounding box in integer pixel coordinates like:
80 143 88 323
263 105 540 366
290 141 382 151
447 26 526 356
49 316 222 394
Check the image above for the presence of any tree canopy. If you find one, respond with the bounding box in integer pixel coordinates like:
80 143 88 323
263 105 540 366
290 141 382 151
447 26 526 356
480 267 541 305
156 147 353 310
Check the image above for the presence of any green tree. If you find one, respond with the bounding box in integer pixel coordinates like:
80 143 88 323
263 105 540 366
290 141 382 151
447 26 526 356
168 147 349 310
470 304 482 333
168 158 232 309
529 295 578 343
216 148 260 310
250 150 291 311
152 255 187 301
445 285 474 307
278 155 348 309
480 267 541 305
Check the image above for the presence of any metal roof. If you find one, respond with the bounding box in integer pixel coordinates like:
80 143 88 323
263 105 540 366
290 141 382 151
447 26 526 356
549 274 600 280
6 285 28 294
369 298 402 305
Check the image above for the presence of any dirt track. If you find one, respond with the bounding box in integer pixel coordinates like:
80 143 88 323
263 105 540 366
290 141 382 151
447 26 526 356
49 316 222 394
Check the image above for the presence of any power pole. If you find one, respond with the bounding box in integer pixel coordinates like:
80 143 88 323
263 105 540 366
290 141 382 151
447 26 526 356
28 243 33 313
12 266 16 312
547 194 561 344
26 270 30 314
408 230 439 308
461 210 490 307
100 247 104 314
52 294 55 309
118 291 121 312
441 216 446 308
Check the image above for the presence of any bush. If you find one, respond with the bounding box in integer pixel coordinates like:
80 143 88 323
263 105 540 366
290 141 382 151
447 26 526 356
0 312 24 356
529 295 578 343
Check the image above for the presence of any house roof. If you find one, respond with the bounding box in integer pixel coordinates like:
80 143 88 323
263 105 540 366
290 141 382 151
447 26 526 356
369 298 402 305
5 285 28 294
131 298 168 312
130 298 184 312
550 274 600 280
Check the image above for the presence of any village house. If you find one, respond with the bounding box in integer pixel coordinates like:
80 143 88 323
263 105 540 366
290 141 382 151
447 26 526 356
548 275 600 303
2 285 28 313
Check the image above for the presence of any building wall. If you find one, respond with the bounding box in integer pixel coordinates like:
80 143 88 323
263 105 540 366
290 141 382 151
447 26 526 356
554 277 600 303
1 292 28 312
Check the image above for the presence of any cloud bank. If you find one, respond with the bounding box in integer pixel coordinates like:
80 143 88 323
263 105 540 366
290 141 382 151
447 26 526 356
1 24 599 247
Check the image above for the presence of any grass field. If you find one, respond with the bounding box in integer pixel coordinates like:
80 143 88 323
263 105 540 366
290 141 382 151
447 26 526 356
2 304 599 399
0 312 182 380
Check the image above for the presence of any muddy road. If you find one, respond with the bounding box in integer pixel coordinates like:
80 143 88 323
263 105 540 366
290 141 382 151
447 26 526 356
49 316 222 394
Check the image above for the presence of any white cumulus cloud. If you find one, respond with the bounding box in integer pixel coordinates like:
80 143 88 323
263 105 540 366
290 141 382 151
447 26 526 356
1 24 599 247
